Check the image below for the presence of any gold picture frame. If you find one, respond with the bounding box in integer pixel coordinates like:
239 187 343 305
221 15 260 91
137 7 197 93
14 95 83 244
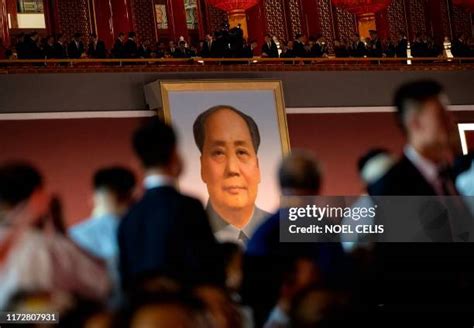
159 80 291 239
160 80 290 155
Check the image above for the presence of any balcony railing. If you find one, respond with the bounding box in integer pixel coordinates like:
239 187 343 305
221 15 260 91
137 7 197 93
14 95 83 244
0 57 473 72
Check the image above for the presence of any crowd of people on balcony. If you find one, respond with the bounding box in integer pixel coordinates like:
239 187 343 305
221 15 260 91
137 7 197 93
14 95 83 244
1 26 474 62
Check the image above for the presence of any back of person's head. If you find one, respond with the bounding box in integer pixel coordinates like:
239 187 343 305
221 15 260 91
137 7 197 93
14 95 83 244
394 79 444 132
279 150 321 195
129 31 136 38
93 166 136 202
115 291 209 328
357 148 394 186
0 163 42 209
289 286 351 328
133 117 177 169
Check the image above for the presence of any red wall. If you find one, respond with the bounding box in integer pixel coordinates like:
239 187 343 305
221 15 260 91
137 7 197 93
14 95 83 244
0 118 144 225
1 111 473 226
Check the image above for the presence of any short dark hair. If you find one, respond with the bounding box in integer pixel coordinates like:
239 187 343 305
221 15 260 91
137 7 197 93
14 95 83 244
0 163 43 207
393 80 444 131
93 167 136 201
179 40 186 46
133 117 177 168
193 105 260 154
118 32 125 37
73 32 82 38
128 32 136 38
265 34 272 38
278 150 321 194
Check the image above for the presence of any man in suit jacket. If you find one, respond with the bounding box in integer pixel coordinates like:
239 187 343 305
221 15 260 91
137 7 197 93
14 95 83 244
261 34 278 58
200 34 217 58
87 33 107 58
293 34 308 58
349 33 367 57
54 34 68 59
173 41 193 58
368 80 474 323
123 32 138 58
395 31 408 58
118 117 224 291
112 32 125 58
68 33 85 59
243 151 348 327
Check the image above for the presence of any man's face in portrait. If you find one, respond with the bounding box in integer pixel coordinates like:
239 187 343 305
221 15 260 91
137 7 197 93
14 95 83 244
200 108 261 223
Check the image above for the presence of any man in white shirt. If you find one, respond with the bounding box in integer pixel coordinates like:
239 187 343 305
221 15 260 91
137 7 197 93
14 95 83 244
69 166 135 305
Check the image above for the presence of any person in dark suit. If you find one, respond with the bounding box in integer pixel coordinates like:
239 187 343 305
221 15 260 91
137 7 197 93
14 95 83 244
23 32 43 59
87 33 107 58
280 41 295 58
123 32 138 58
395 31 408 58
368 80 474 323
44 35 56 59
68 33 85 59
348 33 367 57
451 33 470 58
368 30 383 57
243 151 349 327
293 34 308 58
200 34 216 58
173 41 193 58
112 32 125 58
261 34 278 58
54 34 68 59
118 117 224 291
137 40 152 58
310 35 328 58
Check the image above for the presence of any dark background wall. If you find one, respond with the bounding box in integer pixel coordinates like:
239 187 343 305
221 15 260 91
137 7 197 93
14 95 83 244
1 70 474 113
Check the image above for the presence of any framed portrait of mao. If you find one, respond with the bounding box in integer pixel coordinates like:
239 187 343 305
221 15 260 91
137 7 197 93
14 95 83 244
160 80 290 243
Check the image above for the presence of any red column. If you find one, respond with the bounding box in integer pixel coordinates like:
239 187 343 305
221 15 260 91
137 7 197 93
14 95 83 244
301 0 322 37
111 0 133 36
93 0 114 48
0 0 9 46
247 0 266 46
375 9 390 40
167 0 188 41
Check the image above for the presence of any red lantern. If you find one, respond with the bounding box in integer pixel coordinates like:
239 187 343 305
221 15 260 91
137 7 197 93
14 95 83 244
331 0 392 16
206 0 259 12
452 0 474 12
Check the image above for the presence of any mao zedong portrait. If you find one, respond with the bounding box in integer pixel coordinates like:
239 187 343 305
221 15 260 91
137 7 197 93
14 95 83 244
193 105 270 242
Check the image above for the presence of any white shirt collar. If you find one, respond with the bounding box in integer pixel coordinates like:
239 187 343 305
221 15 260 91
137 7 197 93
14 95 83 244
404 145 441 191
143 174 175 190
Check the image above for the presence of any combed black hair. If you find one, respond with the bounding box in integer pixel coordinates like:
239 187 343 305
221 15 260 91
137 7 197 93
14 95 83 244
93 166 136 200
133 117 177 168
193 105 260 154
0 163 43 207
393 80 444 131
278 150 321 193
